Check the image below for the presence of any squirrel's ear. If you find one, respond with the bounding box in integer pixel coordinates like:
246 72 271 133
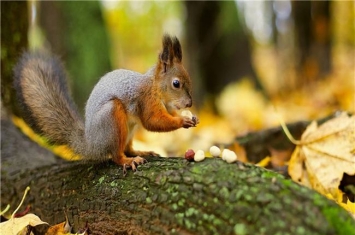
159 34 173 72
159 34 183 73
172 36 182 63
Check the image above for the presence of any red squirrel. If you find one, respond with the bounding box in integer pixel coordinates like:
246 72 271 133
14 34 198 174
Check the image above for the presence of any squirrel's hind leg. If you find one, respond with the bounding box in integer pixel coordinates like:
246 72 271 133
111 99 147 175
124 139 160 158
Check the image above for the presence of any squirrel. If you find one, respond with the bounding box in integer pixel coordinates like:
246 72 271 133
13 34 198 174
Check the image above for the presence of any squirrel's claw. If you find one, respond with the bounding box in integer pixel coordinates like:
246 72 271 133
122 156 147 176
192 116 199 125
123 164 128 176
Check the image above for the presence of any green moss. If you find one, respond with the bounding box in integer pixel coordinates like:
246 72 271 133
234 223 247 235
178 198 185 207
296 226 306 235
184 219 196 230
185 207 198 217
322 206 355 235
98 176 105 184
146 197 152 204
172 203 178 211
175 212 185 225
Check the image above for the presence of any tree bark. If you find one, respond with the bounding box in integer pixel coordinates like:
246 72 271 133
184 1 263 109
0 1 28 116
1 138 354 235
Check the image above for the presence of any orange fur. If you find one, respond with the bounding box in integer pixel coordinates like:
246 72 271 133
138 89 183 132
111 99 130 165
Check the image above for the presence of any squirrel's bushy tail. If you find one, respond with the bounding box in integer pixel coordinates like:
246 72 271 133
13 51 87 156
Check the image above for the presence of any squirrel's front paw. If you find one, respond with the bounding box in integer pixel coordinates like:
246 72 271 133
182 116 197 128
181 110 199 128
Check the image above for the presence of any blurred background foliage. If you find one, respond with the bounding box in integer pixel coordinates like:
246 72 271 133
1 0 354 156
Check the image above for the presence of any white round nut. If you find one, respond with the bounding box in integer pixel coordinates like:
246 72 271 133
209 146 221 157
194 150 205 162
181 110 193 119
224 150 238 163
221 149 230 161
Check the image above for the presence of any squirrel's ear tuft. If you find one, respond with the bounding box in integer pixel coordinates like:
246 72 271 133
172 36 182 62
158 34 182 73
160 34 173 65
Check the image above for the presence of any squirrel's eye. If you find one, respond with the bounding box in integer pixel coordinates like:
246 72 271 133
172 79 180 88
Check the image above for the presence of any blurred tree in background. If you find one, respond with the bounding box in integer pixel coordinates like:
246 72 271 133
1 1 28 116
2 0 353 121
292 1 331 85
39 1 111 111
184 1 262 109
239 0 353 95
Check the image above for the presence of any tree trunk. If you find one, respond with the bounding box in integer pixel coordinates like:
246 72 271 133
39 1 112 112
1 120 354 235
0 1 28 117
292 1 331 85
184 1 263 110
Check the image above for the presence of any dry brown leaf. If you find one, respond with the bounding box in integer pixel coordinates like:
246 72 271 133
289 112 355 207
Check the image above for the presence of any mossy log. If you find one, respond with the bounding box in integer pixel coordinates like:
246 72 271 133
2 154 355 235
1 118 354 235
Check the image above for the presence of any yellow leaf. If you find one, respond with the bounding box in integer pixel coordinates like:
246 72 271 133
289 146 312 188
289 112 355 208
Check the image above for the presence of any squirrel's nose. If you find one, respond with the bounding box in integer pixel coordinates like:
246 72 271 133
185 99 192 108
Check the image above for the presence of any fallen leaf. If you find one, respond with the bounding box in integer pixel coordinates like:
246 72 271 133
288 112 355 213
0 187 49 235
0 214 48 235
